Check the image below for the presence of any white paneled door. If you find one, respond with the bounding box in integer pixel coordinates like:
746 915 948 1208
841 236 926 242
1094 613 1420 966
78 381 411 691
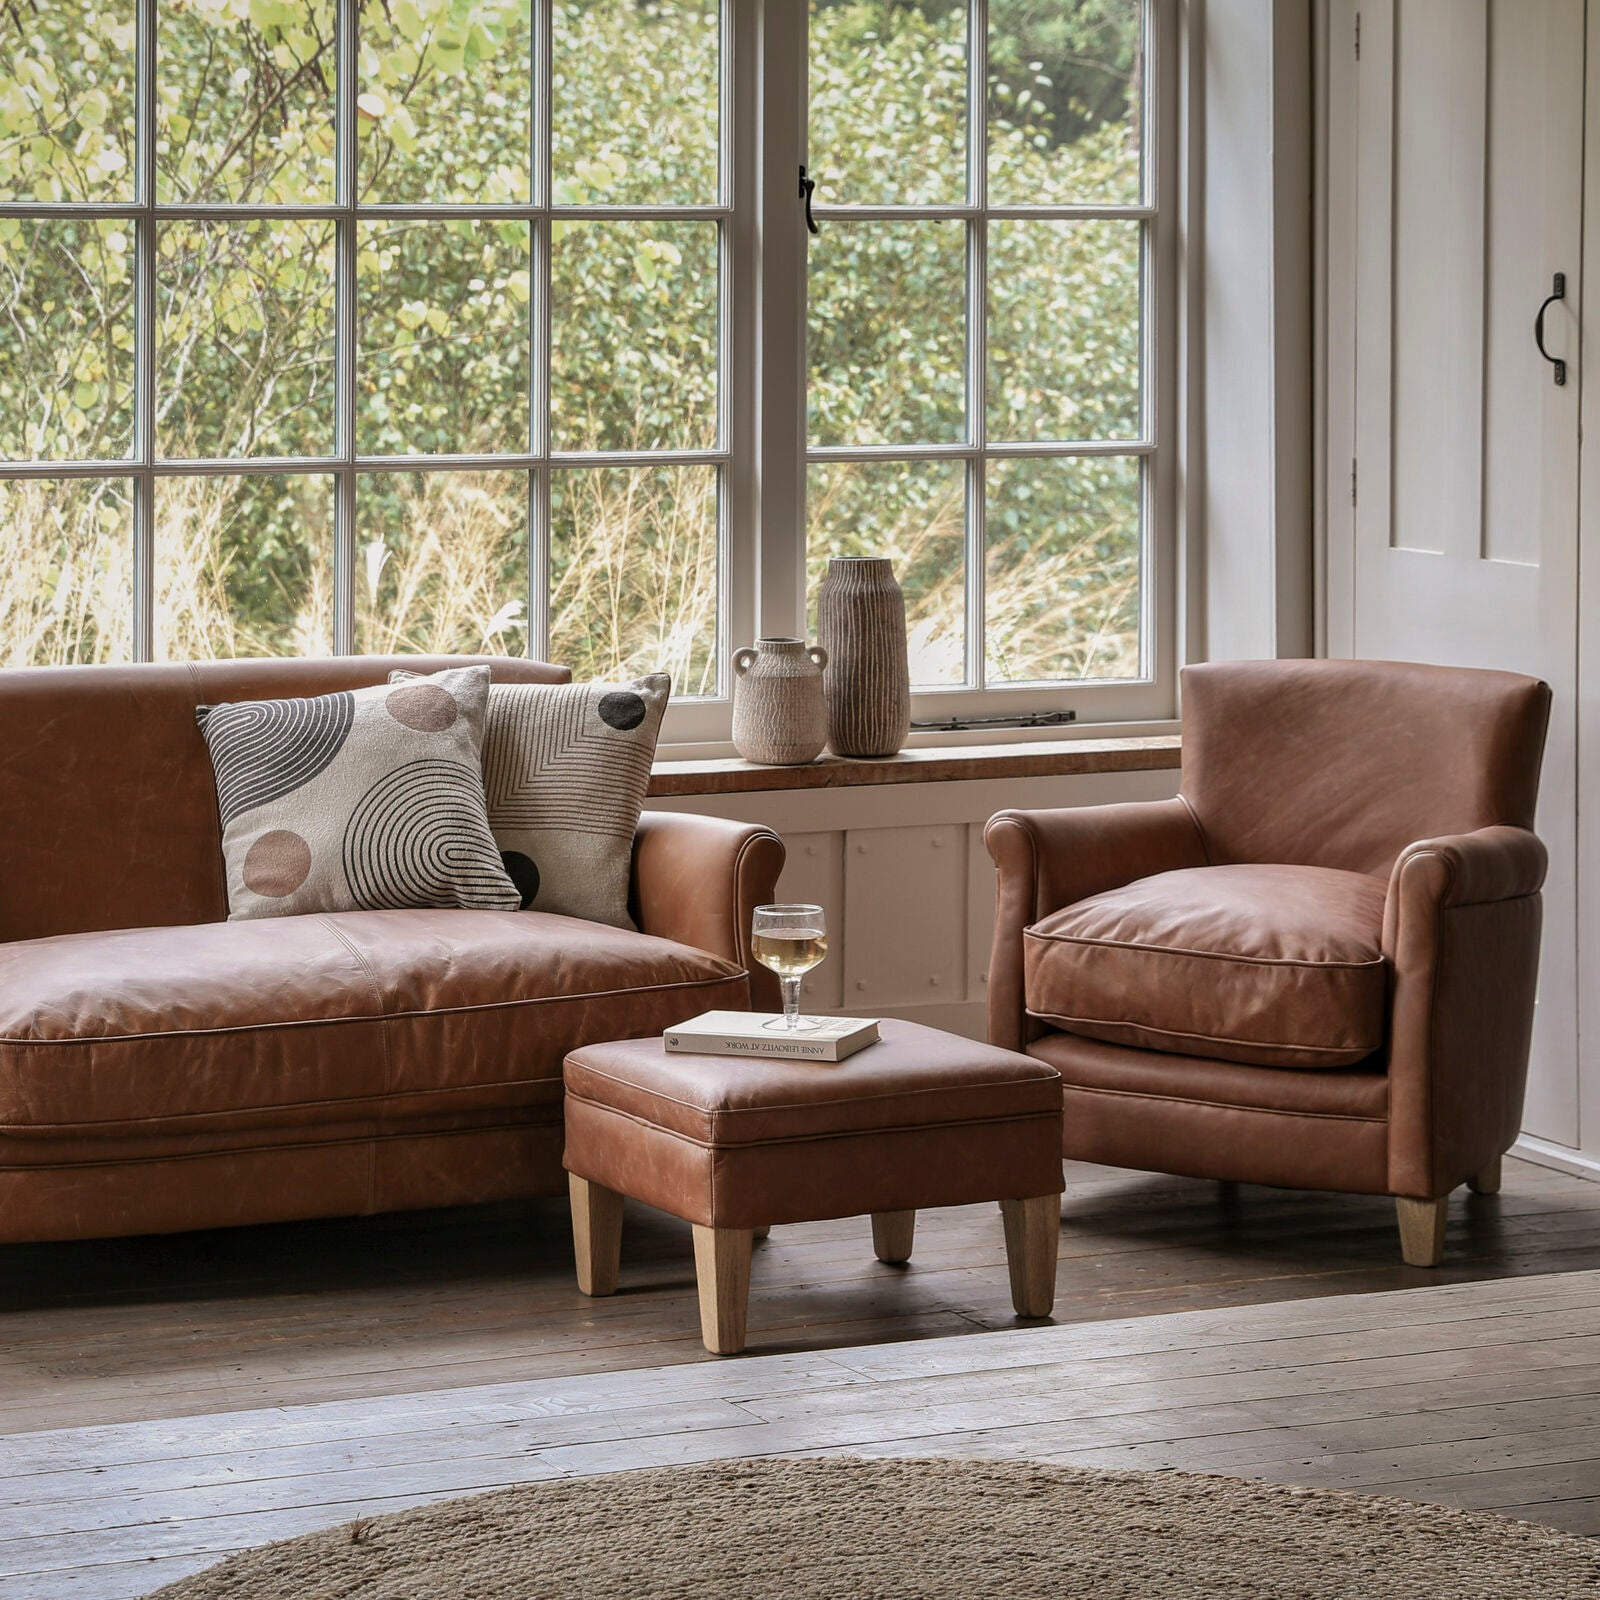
1329 0 1583 1141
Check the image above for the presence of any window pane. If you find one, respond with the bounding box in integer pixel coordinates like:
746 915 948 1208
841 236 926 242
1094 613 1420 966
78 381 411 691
550 464 717 696
986 455 1141 683
550 221 718 453
356 471 529 654
0 219 134 461
808 222 966 447
357 0 532 203
0 478 132 666
157 220 336 459
989 0 1144 206
809 0 966 206
155 474 334 660
359 220 530 457
552 0 719 207
807 458 965 688
0 0 135 203
988 220 1141 443
158 0 336 203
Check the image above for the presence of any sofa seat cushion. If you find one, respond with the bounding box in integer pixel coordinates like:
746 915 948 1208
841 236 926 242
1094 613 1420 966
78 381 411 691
0 910 747 1141
1022 864 1389 1068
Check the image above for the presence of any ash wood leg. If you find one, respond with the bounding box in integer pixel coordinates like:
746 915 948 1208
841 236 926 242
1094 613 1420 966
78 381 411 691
871 1210 916 1265
691 1225 753 1355
1396 1195 1449 1267
568 1174 625 1297
1000 1195 1059 1318
1468 1156 1503 1196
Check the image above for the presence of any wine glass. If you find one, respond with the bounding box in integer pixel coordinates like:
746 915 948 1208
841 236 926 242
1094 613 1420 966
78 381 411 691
752 904 829 1031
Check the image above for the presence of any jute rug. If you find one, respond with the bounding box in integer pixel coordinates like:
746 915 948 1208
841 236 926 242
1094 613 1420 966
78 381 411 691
146 1456 1600 1599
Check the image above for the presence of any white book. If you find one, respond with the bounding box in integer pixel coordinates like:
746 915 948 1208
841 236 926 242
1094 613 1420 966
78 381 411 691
664 1010 881 1062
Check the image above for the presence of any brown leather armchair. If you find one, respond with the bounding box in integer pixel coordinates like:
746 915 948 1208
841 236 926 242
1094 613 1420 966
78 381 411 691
986 659 1551 1266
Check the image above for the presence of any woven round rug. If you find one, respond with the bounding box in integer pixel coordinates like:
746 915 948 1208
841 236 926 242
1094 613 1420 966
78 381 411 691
146 1456 1600 1599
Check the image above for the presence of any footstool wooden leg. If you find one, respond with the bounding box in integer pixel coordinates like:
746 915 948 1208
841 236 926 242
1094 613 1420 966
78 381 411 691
871 1210 916 1264
1000 1195 1059 1318
692 1225 753 1355
569 1174 625 1297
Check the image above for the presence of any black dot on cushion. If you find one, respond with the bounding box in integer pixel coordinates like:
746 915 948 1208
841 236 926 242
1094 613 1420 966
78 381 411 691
501 851 540 909
597 690 647 731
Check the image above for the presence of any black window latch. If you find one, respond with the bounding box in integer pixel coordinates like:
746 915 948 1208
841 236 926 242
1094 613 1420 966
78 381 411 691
799 166 819 235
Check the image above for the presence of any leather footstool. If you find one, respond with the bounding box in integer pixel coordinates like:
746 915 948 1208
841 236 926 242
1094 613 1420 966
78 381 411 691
561 1019 1065 1354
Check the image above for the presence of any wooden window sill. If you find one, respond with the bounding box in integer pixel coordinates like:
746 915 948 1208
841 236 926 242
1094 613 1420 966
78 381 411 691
648 734 1182 798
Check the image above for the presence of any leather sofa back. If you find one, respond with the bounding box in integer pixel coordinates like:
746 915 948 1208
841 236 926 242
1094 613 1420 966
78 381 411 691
0 656 570 945
1180 658 1551 877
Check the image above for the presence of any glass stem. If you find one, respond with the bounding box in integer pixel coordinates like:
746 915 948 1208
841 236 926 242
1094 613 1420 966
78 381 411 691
781 975 802 1029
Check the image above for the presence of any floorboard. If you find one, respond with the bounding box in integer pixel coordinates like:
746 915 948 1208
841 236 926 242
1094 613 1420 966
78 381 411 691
0 1272 1596 1597
2 1158 1598 1595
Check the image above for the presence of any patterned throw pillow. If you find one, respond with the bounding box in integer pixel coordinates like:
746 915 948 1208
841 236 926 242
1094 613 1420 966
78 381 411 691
196 666 520 921
393 670 670 929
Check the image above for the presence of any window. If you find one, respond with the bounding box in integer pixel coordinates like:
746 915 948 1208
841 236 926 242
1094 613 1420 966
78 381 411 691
0 0 1170 737
804 0 1167 719
0 0 732 698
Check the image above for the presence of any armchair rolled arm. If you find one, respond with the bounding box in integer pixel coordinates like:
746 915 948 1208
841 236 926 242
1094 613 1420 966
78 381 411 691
1383 825 1546 1199
983 798 1206 1051
631 811 787 1011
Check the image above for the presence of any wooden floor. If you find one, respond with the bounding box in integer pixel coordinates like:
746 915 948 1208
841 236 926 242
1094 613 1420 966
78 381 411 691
2 1157 1598 1594
3 1268 1598 1596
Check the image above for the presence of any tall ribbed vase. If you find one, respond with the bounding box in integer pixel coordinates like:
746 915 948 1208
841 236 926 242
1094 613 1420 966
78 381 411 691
817 557 911 758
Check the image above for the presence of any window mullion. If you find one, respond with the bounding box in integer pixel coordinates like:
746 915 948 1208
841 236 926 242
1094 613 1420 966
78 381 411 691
966 0 989 694
755 0 808 643
332 0 358 656
529 0 554 662
132 0 157 662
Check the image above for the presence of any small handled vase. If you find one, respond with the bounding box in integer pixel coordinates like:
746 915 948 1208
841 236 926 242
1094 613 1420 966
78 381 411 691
731 637 830 765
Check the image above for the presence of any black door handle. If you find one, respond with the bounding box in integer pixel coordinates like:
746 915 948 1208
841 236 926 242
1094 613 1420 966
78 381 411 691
1535 272 1567 387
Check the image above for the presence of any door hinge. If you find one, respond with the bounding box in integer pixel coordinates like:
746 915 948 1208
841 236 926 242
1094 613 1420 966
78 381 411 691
1351 458 1358 506
1354 13 1361 59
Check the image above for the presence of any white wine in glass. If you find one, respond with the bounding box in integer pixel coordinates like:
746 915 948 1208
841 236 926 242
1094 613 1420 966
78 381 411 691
751 903 828 1030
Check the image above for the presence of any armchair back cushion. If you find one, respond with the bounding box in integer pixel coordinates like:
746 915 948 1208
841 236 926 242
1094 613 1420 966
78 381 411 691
1180 659 1550 877
0 656 569 946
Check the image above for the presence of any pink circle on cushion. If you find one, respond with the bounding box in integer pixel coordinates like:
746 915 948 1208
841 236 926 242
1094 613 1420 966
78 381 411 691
386 683 458 731
242 830 313 897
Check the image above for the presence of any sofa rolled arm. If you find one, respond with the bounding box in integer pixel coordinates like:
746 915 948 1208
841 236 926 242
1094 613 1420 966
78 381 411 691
983 798 1206 1051
1383 825 1546 1200
631 811 787 1011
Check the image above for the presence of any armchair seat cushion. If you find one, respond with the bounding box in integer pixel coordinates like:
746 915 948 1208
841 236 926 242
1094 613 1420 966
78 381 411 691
0 910 747 1146
1022 864 1389 1069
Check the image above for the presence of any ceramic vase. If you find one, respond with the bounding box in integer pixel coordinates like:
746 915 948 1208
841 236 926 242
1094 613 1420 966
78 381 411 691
731 637 829 765
817 557 911 757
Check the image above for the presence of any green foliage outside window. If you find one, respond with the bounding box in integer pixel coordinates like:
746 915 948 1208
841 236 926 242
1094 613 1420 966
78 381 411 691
0 0 1144 691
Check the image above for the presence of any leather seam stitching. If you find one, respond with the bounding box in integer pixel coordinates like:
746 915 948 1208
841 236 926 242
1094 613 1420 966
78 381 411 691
0 1120 553 1174
1 1082 567 1133
1029 1013 1379 1058
564 1064 1061 1119
1061 1082 1387 1124
0 972 748 1047
565 1093 1065 1150
1023 930 1385 970
1177 792 1213 867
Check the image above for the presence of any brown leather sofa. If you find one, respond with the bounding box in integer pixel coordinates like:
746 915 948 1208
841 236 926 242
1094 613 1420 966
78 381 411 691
0 656 784 1244
987 658 1551 1267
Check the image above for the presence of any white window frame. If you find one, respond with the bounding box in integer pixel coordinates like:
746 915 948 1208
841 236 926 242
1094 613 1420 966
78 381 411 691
740 0 1180 753
0 0 1178 749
